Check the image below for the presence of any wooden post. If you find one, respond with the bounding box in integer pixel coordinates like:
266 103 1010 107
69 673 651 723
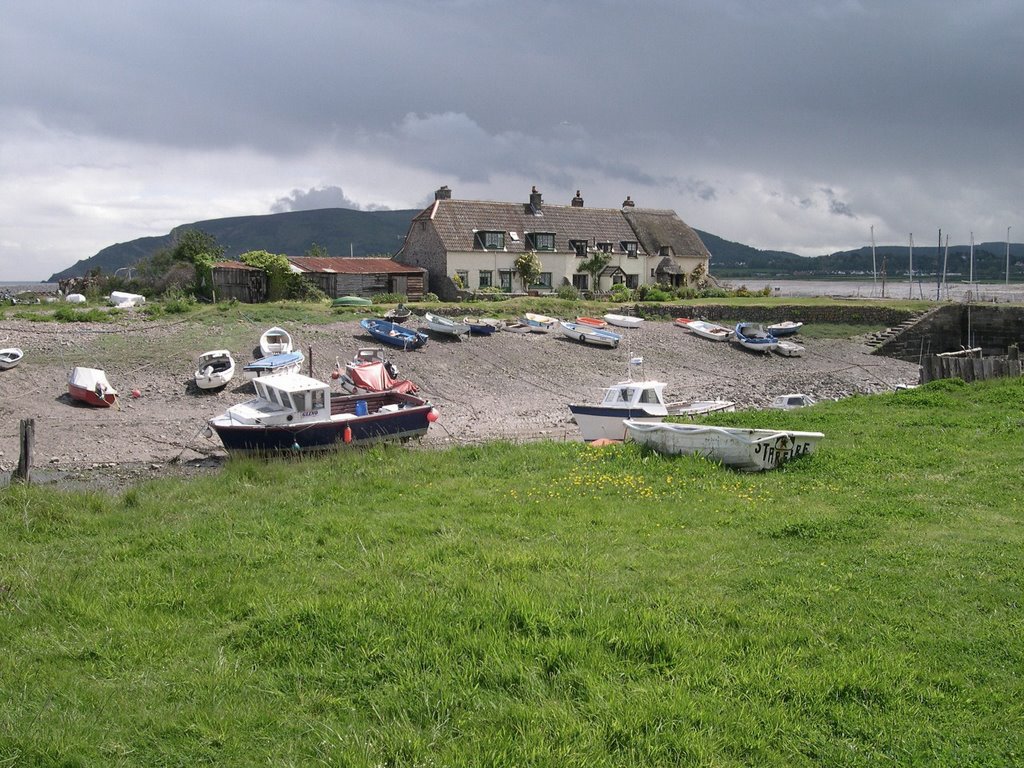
13 418 34 485
308 345 314 378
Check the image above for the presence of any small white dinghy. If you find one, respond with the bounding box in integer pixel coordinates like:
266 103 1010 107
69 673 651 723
521 313 559 333
0 347 24 370
674 317 733 341
774 340 805 357
603 313 644 328
259 327 293 357
559 321 621 348
194 349 236 391
424 312 470 337
624 420 824 472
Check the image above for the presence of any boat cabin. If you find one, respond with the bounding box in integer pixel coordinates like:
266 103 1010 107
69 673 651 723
601 380 668 416
226 374 332 426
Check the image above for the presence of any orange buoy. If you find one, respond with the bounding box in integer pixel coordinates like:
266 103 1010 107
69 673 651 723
427 408 439 423
343 425 352 444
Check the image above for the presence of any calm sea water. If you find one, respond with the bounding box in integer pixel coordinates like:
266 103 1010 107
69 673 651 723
731 278 1024 304
0 282 59 293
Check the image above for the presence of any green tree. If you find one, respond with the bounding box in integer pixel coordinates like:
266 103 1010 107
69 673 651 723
167 229 225 298
240 250 294 301
305 242 329 258
578 251 611 293
513 251 542 292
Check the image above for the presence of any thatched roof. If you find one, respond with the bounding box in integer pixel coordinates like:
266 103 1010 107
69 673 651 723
621 209 710 260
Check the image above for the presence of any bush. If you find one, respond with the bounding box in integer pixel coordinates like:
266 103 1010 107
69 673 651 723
372 293 407 304
609 283 632 301
51 305 114 323
556 284 580 301
424 293 439 302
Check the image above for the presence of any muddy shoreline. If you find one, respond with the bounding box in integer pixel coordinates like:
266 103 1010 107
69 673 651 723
0 313 919 492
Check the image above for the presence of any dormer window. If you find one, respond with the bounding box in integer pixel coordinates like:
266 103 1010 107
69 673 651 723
475 231 506 250
527 232 555 251
621 241 639 258
597 242 613 253
569 239 588 258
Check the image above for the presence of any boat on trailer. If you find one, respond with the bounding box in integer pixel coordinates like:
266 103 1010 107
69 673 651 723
207 372 438 456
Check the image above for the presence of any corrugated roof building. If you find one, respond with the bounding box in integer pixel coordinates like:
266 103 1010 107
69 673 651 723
286 257 427 300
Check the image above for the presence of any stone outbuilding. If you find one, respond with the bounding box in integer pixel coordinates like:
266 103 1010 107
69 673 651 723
286 257 427 301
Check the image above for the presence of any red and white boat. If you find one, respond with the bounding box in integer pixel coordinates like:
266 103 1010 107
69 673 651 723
68 366 118 407
575 316 608 329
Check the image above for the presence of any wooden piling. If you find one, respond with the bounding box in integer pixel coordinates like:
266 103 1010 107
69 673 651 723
13 418 34 485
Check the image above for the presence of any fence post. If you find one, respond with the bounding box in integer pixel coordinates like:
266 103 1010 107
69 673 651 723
13 418 34 485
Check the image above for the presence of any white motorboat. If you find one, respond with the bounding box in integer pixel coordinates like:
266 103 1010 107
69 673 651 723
674 317 733 341
194 349 236 390
624 420 824 472
603 313 644 328
733 322 779 353
569 379 672 441
259 326 293 357
424 312 470 337
559 321 621 348
0 347 24 370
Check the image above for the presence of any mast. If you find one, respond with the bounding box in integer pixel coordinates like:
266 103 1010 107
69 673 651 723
936 228 942 300
942 234 949 300
908 233 914 299
970 231 975 288
871 225 877 294
1007 226 1012 285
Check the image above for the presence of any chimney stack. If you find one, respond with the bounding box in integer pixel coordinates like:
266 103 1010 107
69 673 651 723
622 195 635 208
571 190 584 208
529 185 543 212
435 185 452 200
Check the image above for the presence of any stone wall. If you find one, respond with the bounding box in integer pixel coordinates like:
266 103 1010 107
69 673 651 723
874 305 1024 361
634 303 915 326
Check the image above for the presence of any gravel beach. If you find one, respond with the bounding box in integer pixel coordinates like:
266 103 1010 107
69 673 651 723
0 313 919 489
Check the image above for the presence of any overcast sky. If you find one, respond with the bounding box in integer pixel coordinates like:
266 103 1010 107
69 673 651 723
2 0 1021 281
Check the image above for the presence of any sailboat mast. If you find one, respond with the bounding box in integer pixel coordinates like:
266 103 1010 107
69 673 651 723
871 225 877 293
908 233 914 299
936 229 942 300
1007 226 1012 285
942 234 949 300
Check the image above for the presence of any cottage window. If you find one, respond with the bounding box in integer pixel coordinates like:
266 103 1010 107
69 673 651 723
572 274 589 290
498 269 514 291
528 232 555 251
475 231 506 250
570 239 588 258
533 272 553 289
479 270 492 288
626 274 639 289
597 242 613 253
621 241 639 258
455 270 469 288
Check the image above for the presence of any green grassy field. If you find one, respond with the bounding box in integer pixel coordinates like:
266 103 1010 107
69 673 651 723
2 378 1022 766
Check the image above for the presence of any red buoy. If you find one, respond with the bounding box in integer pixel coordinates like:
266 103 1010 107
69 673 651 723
427 408 439 423
343 425 352 444
131 389 141 398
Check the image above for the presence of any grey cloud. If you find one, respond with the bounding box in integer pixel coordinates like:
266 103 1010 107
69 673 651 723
271 186 364 213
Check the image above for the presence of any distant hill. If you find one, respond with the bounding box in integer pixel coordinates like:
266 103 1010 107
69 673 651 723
48 208 1022 282
47 208 422 282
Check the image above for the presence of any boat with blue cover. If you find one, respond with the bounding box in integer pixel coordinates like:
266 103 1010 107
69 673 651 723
360 318 428 349
243 350 304 378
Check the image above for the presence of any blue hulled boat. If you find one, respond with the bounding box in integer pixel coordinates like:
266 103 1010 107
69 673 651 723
360 318 428 350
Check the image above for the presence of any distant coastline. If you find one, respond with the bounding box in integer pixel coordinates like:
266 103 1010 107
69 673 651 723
1 282 59 293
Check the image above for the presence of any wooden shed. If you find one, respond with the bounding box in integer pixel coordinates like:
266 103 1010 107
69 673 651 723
286 257 427 300
210 261 267 303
